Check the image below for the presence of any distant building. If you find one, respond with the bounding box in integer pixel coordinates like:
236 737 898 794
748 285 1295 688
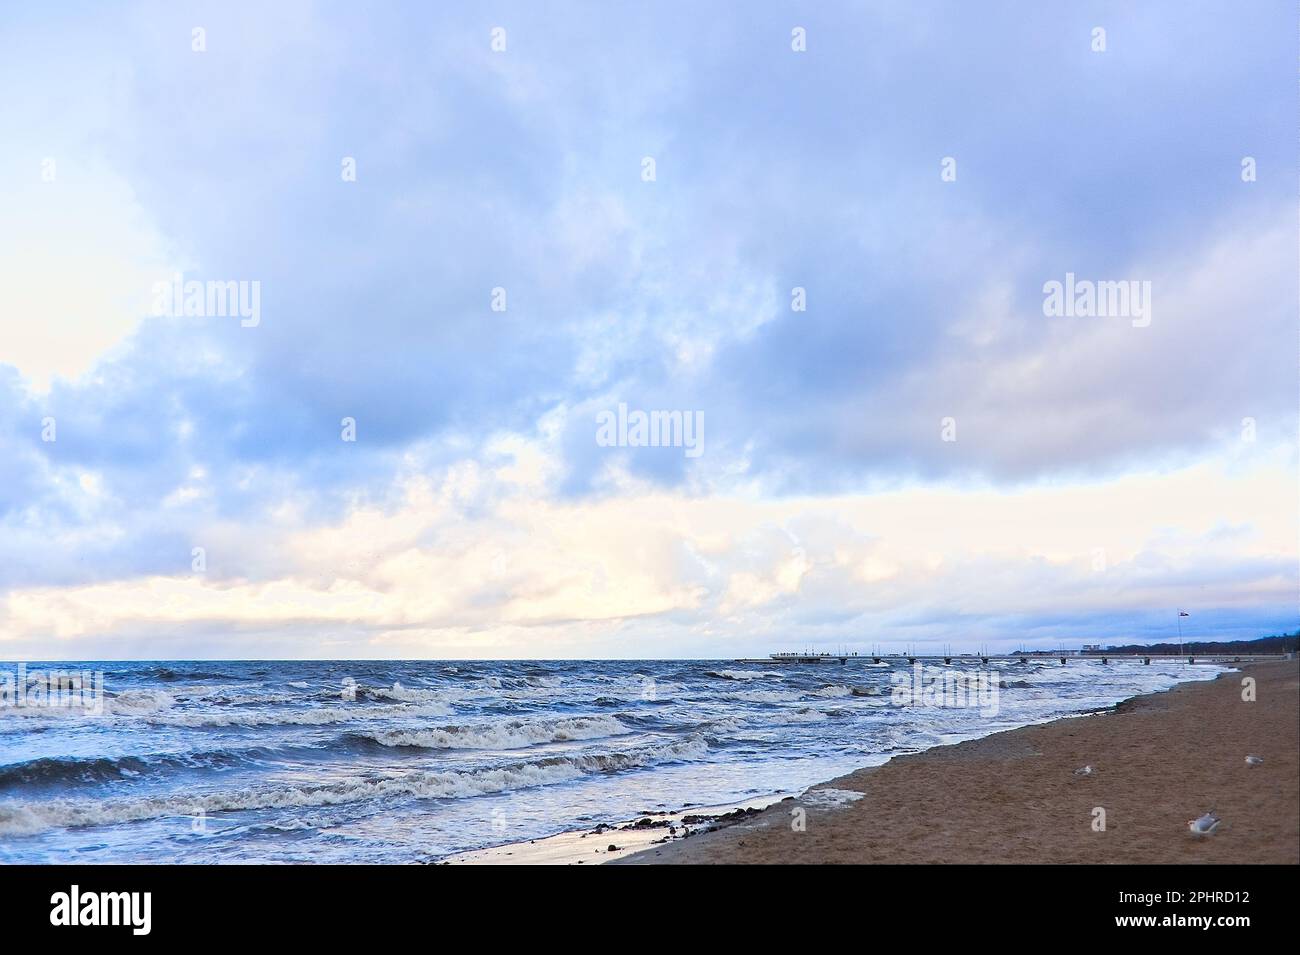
1082 644 1103 652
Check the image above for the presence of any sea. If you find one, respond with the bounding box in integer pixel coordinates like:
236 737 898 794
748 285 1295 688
0 658 1225 863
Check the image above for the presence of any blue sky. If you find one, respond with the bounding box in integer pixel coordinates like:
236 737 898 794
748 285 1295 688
0 1 1296 658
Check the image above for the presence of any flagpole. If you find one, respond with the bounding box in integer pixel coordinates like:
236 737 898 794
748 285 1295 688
1178 610 1183 657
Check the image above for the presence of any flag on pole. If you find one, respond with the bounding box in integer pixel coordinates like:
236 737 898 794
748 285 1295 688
1179 610 1190 617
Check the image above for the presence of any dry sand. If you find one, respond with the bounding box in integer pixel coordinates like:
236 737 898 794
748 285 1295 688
616 660 1300 864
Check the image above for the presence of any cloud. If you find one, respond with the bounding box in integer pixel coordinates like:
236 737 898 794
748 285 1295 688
1 442 1293 658
0 1 1294 656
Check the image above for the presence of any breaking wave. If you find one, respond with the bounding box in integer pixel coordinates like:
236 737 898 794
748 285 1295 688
704 670 784 681
353 715 630 750
142 701 454 728
0 736 709 835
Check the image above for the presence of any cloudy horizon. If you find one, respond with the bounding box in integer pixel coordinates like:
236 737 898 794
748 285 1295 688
1 1 1296 660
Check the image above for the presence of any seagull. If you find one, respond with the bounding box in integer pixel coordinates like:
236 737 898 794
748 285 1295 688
1245 755 1263 767
1073 765 1095 776
1187 811 1220 835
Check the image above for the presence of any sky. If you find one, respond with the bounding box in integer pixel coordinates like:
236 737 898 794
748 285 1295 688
0 1 1296 660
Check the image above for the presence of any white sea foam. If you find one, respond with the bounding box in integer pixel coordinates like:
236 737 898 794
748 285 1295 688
106 689 176 715
0 736 709 835
367 682 449 703
703 716 747 734
783 707 829 723
358 715 629 750
143 701 454 728
0 688 174 724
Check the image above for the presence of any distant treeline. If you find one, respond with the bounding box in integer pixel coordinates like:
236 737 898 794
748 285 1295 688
1015 633 1298 655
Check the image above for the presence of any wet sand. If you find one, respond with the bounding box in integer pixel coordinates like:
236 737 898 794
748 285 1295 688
616 660 1300 864
438 796 777 864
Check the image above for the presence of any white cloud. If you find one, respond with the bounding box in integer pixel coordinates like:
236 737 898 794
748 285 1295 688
2 441 1292 658
0 158 183 389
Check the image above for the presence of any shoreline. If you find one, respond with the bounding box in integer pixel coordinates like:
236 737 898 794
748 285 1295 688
438 795 780 864
614 659 1299 864
438 661 1296 865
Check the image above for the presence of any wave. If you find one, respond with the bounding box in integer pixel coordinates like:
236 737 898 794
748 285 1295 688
352 715 629 750
520 675 563 689
0 754 156 789
0 704 101 724
0 746 274 790
715 682 855 705
717 688 804 704
782 707 829 723
457 674 566 695
0 736 709 835
142 701 454 728
704 670 784 681
361 683 451 704
106 689 176 714
701 715 747 735
135 667 249 682
0 688 177 724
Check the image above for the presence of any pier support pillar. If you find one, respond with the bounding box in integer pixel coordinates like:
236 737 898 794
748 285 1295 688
1188 656 1195 664
1060 657 1066 665
1101 657 1108 664
1143 657 1150 665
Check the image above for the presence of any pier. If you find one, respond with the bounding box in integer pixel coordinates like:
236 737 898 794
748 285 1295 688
736 652 1290 666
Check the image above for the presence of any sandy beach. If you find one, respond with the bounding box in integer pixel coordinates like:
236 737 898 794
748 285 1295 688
615 660 1300 865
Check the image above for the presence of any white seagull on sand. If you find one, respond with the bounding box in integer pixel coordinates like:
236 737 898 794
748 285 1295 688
1187 811 1221 835
1245 755 1263 767
1073 765 1095 776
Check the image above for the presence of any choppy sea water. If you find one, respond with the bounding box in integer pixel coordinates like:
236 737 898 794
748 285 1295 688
0 659 1224 863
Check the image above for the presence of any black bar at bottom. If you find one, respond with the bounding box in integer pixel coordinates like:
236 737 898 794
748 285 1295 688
0 863 1292 940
